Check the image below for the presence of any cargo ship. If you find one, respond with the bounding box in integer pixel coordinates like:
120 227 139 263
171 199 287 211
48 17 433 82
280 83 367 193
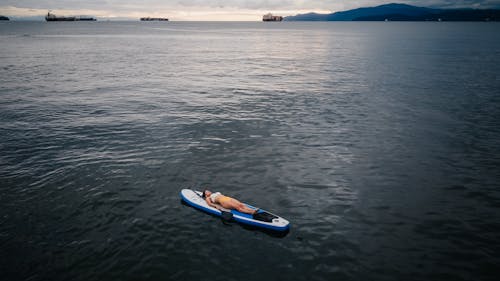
140 17 169 21
263 13 283 21
45 12 96 21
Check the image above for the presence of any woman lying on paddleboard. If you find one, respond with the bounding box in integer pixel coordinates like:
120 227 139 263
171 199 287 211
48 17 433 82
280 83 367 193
202 190 258 215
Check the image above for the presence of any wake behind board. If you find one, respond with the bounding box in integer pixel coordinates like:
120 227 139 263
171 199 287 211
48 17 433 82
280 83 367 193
180 189 290 232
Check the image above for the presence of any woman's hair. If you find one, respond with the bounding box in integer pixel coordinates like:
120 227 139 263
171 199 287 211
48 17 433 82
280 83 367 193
202 189 208 198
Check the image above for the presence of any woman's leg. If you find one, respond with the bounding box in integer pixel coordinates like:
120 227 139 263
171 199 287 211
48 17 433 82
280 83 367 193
222 199 256 214
235 203 257 214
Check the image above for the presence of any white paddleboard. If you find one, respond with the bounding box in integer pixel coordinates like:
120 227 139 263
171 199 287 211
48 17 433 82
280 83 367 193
180 189 290 232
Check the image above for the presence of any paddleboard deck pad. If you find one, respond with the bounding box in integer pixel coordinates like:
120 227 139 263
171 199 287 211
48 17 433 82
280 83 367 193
180 189 290 232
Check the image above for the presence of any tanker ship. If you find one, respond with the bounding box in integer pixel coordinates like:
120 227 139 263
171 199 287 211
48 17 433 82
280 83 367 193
140 17 169 21
45 12 96 21
263 13 283 21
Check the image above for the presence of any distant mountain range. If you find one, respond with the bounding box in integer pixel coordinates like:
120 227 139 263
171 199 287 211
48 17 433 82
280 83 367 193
285 3 500 21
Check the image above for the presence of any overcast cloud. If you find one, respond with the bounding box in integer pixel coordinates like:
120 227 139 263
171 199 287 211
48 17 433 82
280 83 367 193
1 0 499 20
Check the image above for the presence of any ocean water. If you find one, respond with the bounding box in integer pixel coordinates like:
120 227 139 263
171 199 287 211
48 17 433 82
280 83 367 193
1 21 500 281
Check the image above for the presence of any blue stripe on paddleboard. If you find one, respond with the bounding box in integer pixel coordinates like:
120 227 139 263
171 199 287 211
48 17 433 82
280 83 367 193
234 217 289 232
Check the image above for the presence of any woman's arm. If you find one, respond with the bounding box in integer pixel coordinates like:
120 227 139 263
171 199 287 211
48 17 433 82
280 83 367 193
206 197 224 211
205 197 216 208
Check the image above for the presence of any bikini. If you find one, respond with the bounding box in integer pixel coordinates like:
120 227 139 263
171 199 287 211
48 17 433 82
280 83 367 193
210 192 231 204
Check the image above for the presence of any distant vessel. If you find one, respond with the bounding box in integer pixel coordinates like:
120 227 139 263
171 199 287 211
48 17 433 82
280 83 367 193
140 17 169 21
263 13 283 21
45 12 96 21
0 15 9 21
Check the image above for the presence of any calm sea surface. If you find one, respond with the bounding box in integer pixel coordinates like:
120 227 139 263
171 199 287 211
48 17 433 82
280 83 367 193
1 21 500 281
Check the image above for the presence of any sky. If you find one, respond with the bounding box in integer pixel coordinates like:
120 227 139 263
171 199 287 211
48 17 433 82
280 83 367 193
1 0 499 21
